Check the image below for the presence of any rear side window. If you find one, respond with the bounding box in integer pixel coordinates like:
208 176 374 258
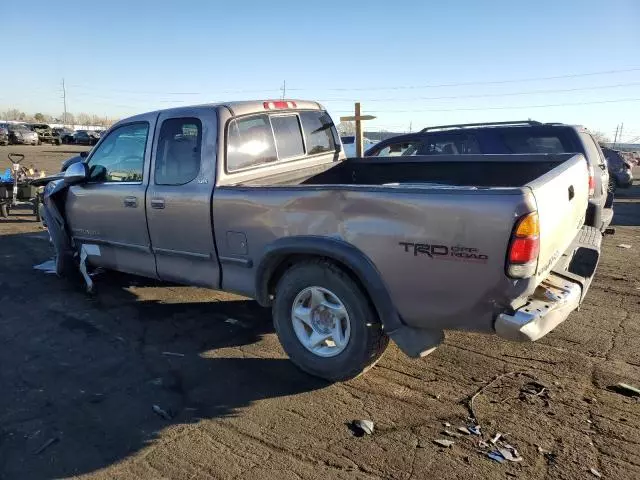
227 114 278 171
418 135 481 155
271 115 304 159
155 117 202 185
501 132 568 153
299 111 336 155
372 141 421 157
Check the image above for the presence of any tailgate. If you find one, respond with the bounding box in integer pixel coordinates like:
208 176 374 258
526 154 589 279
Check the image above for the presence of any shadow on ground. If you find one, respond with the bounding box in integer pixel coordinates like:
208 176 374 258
0 231 326 480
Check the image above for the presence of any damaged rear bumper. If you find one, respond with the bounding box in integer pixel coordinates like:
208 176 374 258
495 225 601 342
495 274 581 342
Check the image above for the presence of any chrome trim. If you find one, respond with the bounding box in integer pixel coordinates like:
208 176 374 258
219 256 253 268
153 247 211 259
73 236 151 253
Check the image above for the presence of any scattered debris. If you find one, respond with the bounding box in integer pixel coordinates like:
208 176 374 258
225 317 249 328
152 404 172 420
487 451 506 463
443 421 451 427
458 426 471 435
433 439 454 448
443 430 462 438
537 445 552 455
350 419 374 436
608 383 640 397
161 351 185 358
617 244 632 249
34 437 59 455
490 432 502 444
468 425 481 436
497 446 523 462
520 381 548 397
465 370 535 422
478 440 490 449
587 419 593 424
33 259 57 274
590 467 602 478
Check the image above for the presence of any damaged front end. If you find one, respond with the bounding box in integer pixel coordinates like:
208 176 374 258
41 178 75 277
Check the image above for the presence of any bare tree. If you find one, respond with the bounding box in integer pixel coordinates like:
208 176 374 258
62 112 75 126
76 112 92 127
34 113 45 122
3 109 26 121
337 121 356 136
591 130 611 145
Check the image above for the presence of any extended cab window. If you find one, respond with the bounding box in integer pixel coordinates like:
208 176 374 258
227 114 277 171
271 115 304 159
155 118 202 185
580 132 607 167
87 122 148 182
299 111 336 155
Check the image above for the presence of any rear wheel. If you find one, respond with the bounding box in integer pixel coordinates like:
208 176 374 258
272 261 388 382
0 203 8 218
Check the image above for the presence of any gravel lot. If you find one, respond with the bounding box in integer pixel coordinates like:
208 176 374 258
1 145 639 479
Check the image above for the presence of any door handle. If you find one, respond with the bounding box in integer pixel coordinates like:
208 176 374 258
124 196 137 208
151 198 165 209
568 185 575 201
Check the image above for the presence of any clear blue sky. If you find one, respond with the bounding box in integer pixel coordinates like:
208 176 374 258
2 0 639 141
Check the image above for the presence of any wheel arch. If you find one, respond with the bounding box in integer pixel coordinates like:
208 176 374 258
255 236 403 334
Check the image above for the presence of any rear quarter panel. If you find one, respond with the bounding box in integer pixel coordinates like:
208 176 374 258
213 186 537 332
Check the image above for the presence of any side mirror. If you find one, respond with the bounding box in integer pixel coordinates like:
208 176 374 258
64 162 89 185
80 151 89 158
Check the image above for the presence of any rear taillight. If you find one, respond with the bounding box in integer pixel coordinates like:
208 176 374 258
263 100 297 110
588 165 596 197
507 212 539 278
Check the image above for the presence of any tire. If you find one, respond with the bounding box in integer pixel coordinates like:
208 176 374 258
0 203 8 218
272 260 389 382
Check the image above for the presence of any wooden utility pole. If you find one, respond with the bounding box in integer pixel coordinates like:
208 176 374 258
62 78 67 126
340 102 376 157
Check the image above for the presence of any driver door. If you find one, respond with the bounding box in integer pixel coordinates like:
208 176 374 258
65 116 158 278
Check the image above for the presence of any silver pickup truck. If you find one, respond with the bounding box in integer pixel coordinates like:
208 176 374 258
41 100 602 381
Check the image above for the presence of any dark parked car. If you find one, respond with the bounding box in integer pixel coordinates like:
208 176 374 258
601 146 633 189
366 120 613 232
52 127 75 144
7 124 39 145
74 130 99 146
0 123 9 145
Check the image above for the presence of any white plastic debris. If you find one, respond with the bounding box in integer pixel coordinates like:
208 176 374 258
351 419 374 436
617 244 632 249
33 259 56 274
433 439 454 448
458 426 471 435
152 404 172 420
490 432 502 444
590 467 602 478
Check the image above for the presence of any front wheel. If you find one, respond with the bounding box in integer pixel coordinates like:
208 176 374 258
272 261 389 382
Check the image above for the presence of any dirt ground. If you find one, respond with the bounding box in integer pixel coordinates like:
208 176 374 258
0 145 639 480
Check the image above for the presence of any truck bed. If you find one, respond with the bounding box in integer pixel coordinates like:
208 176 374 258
234 154 574 189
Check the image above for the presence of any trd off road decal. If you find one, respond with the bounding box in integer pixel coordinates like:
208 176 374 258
398 242 488 262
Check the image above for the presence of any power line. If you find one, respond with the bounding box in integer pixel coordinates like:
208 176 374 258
318 81 640 102
311 67 640 92
333 97 640 114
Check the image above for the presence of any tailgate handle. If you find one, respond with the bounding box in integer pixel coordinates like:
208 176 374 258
568 185 575 201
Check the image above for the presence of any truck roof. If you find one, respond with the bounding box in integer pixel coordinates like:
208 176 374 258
115 99 325 126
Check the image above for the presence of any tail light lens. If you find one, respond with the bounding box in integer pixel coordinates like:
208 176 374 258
588 165 596 197
507 212 540 278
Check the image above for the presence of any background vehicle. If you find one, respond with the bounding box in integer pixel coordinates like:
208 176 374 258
42 101 600 382
0 123 9 145
340 135 376 158
8 124 39 145
52 127 75 144
74 130 99 146
601 146 633 189
366 121 613 232
28 123 63 145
